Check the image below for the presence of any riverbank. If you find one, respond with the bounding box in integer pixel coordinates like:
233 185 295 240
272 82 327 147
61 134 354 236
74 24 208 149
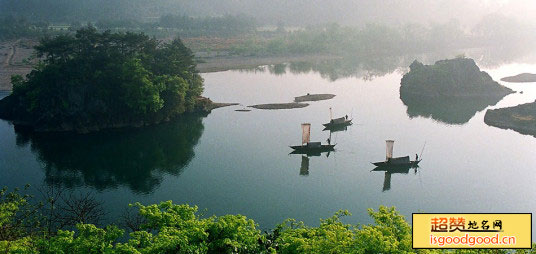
0 39 34 91
195 54 340 73
0 39 340 90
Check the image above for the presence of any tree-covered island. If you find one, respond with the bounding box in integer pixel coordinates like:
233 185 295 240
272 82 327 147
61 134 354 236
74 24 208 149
399 57 514 124
400 57 513 98
0 27 213 133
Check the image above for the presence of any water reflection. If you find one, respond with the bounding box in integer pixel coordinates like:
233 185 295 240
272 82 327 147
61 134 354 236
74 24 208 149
240 56 414 81
372 165 419 192
323 124 350 133
14 114 205 193
237 47 536 82
299 156 309 176
400 94 507 125
293 152 333 176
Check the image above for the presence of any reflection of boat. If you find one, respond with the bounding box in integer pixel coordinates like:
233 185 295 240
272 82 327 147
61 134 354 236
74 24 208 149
300 156 309 176
372 140 420 167
372 164 418 192
372 164 415 173
322 108 352 129
323 124 349 132
372 157 420 192
290 123 335 153
290 149 333 157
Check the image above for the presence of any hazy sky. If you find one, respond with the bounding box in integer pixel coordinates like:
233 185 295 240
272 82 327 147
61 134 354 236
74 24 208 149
171 0 536 27
2 0 536 27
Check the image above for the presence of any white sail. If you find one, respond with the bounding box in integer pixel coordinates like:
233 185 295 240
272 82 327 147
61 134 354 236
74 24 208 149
302 123 311 144
386 140 394 161
329 107 333 120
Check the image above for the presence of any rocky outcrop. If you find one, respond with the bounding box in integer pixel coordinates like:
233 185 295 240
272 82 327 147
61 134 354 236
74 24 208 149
501 73 536 83
400 57 514 124
484 101 536 137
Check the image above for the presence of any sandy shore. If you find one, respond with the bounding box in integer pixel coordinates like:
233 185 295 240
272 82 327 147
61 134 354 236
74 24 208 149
0 38 339 91
0 40 35 91
196 54 340 73
249 102 309 110
294 93 335 102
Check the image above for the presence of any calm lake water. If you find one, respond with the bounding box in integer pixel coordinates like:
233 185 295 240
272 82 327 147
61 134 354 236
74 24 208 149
1 53 536 235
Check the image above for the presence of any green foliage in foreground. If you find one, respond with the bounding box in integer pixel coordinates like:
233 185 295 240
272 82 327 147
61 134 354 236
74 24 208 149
0 188 535 253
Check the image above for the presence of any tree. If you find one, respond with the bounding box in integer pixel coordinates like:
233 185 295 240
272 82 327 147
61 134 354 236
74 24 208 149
0 26 206 133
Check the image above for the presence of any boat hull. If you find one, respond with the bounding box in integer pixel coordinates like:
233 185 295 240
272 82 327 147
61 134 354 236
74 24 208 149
372 160 420 167
290 144 335 156
322 119 352 128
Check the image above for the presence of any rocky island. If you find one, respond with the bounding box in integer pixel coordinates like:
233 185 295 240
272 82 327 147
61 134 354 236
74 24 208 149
249 102 309 110
294 93 335 102
400 57 514 124
484 101 536 137
0 27 216 133
500 73 536 83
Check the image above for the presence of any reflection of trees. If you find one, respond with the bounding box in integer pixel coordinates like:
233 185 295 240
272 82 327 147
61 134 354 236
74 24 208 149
235 46 536 82
268 63 287 75
15 115 205 193
400 93 507 125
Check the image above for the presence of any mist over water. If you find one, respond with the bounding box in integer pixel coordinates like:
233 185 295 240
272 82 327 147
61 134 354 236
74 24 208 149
2 50 536 237
1 0 536 243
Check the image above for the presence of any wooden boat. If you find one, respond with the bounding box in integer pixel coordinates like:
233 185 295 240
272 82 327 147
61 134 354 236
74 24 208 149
323 124 349 132
372 164 415 173
290 123 335 153
322 108 352 129
371 140 420 167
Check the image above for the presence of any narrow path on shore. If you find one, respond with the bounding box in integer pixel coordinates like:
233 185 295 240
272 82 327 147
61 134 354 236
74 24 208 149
3 39 19 67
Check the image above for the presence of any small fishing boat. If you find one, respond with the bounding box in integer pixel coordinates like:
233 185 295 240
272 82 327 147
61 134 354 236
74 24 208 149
323 108 352 129
372 140 420 167
323 124 349 133
290 123 335 153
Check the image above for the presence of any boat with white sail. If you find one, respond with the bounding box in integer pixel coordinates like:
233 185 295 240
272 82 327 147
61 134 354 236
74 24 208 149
290 123 335 154
372 140 420 167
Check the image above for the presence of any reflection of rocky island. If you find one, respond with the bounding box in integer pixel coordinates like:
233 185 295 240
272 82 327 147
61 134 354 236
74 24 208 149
15 115 204 193
400 57 513 124
403 95 510 125
484 101 536 137
501 73 536 83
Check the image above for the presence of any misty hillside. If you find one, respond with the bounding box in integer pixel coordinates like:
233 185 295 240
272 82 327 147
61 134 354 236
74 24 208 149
2 0 536 26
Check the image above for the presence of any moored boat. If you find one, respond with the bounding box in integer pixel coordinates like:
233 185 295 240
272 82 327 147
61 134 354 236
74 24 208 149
323 108 352 129
372 140 420 167
290 123 335 153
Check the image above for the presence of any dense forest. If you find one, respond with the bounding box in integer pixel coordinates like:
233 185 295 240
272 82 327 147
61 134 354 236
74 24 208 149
1 186 534 253
0 27 209 133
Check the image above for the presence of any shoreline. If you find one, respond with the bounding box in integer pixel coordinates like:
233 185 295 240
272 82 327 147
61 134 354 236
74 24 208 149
0 44 340 90
195 54 341 73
